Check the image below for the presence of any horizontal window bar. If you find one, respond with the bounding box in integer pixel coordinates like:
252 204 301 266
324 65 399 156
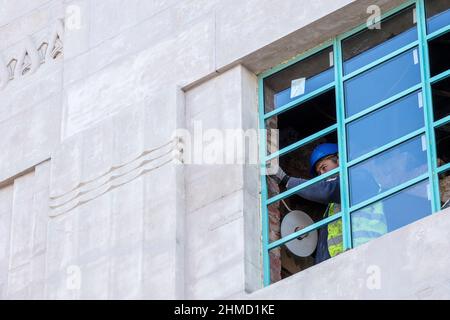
435 115 450 128
430 69 450 84
260 40 334 80
265 124 337 161
346 127 426 168
266 167 340 205
349 173 429 213
437 163 450 174
345 84 422 124
342 41 419 82
267 212 342 250
264 82 335 119
426 24 450 41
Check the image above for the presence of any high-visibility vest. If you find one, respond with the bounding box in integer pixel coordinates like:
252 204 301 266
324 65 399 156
326 202 387 257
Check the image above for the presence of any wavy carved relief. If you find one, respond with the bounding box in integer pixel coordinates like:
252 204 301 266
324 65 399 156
0 19 64 90
49 138 184 217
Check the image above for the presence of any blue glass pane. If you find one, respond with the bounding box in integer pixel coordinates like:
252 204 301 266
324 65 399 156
349 135 428 206
274 68 334 109
342 6 417 75
352 180 432 248
347 91 425 161
344 27 417 75
264 46 334 113
427 8 450 34
344 48 421 117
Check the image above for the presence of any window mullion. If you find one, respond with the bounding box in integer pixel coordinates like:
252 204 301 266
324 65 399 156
417 0 441 213
258 77 271 287
333 38 352 250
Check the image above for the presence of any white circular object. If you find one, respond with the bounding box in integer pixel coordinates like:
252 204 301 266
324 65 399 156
281 210 318 257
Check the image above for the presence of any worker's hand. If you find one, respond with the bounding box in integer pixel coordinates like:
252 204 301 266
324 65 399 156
270 166 289 186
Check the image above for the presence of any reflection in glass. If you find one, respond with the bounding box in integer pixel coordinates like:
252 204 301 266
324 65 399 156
343 6 417 75
263 47 334 113
344 48 421 117
426 0 450 34
352 180 432 247
349 135 428 206
347 91 424 161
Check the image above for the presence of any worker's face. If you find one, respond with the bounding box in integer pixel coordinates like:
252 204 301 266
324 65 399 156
315 156 339 175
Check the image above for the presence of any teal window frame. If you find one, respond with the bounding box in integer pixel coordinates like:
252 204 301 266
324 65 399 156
258 0 450 286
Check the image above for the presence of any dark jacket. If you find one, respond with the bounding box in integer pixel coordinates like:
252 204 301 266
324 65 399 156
285 171 380 264
286 175 340 264
286 175 341 205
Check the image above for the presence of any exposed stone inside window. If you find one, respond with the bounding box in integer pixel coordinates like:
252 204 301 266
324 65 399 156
265 89 338 282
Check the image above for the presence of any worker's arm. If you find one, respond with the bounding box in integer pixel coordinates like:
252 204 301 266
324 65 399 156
286 175 341 205
270 167 340 204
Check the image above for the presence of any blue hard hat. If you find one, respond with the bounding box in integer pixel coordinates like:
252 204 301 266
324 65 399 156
309 143 339 176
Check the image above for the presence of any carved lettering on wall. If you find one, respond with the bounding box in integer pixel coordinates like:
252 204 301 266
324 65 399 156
0 19 64 91
37 42 49 63
7 59 17 79
47 19 64 60
15 37 41 77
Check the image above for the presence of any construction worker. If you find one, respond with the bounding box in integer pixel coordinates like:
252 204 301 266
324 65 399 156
272 143 387 263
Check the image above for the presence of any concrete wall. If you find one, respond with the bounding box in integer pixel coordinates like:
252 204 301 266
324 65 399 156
238 207 450 300
1 0 449 300
0 161 51 298
184 65 261 299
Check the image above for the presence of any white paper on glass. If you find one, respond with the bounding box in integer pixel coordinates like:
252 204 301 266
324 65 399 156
290 78 306 99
